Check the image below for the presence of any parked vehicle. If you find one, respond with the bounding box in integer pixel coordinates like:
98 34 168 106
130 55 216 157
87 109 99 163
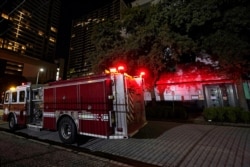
2 66 146 144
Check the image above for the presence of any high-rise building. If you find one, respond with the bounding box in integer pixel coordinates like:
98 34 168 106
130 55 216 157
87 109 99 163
67 0 128 78
131 0 161 7
0 0 61 61
0 0 62 93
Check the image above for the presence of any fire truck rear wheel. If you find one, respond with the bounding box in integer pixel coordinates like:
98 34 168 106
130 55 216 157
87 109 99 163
8 114 16 131
58 117 77 144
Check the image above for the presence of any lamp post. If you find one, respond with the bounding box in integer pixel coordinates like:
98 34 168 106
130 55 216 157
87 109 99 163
36 68 44 86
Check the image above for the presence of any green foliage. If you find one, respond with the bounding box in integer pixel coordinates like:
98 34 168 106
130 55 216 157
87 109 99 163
225 107 237 123
203 107 217 121
90 0 250 84
203 107 250 123
239 111 250 123
216 107 226 122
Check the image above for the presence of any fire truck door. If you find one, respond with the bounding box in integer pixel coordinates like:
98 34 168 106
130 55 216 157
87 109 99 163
79 79 114 137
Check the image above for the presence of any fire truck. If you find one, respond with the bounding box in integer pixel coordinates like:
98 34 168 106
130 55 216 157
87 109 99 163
2 66 146 144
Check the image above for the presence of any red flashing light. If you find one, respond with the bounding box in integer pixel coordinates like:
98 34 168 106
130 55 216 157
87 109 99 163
109 67 117 73
140 71 145 77
109 66 126 73
117 66 125 73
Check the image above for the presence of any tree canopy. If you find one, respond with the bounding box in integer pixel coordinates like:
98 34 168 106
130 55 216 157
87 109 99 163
90 0 250 84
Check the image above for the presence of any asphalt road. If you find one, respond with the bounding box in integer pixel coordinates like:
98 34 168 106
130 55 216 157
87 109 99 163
0 130 132 167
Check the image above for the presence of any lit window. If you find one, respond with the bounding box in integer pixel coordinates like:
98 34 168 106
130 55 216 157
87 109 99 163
49 37 56 43
50 26 57 33
1 13 8 19
38 31 44 36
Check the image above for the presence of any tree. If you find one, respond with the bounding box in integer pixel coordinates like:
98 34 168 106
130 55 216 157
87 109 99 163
90 0 250 109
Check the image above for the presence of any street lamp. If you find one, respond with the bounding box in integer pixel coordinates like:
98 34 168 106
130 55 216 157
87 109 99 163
36 68 44 86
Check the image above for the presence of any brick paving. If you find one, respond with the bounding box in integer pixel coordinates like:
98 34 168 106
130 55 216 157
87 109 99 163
78 124 250 167
0 120 250 167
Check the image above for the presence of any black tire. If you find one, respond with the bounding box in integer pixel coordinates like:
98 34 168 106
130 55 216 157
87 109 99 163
58 117 77 144
8 114 17 131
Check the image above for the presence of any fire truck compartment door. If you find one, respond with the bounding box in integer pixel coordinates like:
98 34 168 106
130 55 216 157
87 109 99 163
78 79 114 136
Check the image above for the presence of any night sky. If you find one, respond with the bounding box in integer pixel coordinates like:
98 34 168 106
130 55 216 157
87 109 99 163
67 0 115 19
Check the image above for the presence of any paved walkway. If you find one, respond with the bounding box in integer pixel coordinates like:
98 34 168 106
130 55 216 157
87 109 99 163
0 120 250 167
79 124 250 167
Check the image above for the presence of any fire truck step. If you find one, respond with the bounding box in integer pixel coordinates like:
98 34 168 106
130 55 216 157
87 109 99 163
27 124 43 131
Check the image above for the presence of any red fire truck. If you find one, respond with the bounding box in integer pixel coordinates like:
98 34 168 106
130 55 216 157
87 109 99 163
2 66 146 144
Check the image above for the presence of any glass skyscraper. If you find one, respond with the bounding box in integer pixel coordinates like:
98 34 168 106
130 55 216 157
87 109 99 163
67 0 128 78
0 0 61 61
0 0 62 95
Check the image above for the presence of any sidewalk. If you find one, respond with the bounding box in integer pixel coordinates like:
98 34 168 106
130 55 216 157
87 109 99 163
79 123 250 167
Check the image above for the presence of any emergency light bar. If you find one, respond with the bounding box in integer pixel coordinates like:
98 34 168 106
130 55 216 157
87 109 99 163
109 66 126 73
117 66 125 73
109 67 117 73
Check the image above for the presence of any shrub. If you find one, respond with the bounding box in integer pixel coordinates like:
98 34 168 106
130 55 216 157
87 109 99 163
216 107 226 122
238 111 250 123
203 106 250 123
203 107 217 121
225 107 237 123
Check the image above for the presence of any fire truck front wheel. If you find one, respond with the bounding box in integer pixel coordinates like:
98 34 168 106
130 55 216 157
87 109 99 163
8 114 17 131
58 117 77 144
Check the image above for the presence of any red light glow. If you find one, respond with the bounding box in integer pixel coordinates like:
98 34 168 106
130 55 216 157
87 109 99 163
109 68 117 73
140 71 145 76
118 66 125 72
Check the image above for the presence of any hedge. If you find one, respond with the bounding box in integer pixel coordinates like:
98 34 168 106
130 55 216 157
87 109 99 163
203 107 250 123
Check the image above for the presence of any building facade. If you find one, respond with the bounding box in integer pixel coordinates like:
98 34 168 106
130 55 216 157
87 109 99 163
0 0 63 94
67 0 128 78
131 0 161 7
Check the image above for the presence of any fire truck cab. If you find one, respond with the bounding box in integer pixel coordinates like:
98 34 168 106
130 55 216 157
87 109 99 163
2 67 147 144
2 83 43 130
